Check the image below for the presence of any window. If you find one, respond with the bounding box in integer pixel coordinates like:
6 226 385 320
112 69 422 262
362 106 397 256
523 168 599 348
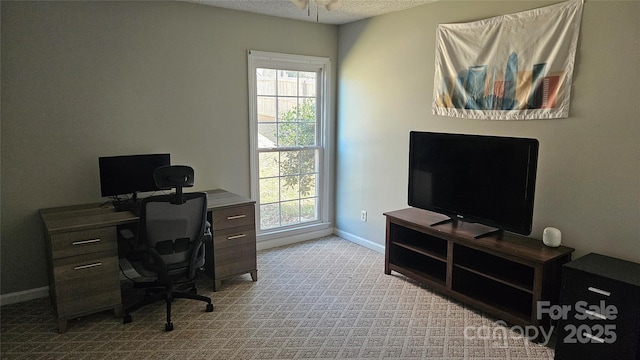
248 51 332 239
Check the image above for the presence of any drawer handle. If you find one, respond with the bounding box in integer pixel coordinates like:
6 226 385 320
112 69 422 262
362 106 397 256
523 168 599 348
582 332 605 343
74 262 102 270
227 234 247 240
72 238 101 246
227 214 247 220
584 310 608 320
588 287 611 297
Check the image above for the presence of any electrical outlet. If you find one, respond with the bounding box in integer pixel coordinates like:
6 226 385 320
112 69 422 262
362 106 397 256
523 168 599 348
360 210 367 222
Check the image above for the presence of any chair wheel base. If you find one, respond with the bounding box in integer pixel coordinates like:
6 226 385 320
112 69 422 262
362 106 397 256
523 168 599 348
206 303 214 312
123 314 132 324
165 322 174 331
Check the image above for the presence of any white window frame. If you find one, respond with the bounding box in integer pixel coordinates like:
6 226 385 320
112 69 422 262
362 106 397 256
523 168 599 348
248 50 333 243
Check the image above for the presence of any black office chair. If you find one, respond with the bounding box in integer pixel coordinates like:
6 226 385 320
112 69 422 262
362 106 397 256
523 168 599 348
122 165 214 331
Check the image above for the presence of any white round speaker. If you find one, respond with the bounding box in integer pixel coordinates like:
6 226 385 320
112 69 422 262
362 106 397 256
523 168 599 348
543 227 562 247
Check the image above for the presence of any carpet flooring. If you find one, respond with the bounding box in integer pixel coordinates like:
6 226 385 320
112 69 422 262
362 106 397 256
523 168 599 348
0 236 554 359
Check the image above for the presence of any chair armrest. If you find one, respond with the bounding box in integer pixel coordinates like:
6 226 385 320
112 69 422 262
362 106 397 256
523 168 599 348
120 228 135 240
202 221 212 243
120 228 142 260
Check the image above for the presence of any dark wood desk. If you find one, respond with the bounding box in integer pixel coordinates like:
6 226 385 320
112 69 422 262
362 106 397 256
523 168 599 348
40 189 257 333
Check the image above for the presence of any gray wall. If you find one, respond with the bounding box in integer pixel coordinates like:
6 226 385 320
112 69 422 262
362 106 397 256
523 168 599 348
1 1 337 295
2 0 639 297
336 1 640 262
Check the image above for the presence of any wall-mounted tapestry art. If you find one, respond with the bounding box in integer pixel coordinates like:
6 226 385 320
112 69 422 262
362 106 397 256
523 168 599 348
432 0 584 120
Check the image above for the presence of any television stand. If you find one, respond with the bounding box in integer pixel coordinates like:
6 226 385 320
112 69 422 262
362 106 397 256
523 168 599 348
384 207 574 330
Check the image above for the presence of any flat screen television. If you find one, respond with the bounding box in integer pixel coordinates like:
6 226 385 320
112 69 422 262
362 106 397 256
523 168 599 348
99 153 170 200
408 131 539 237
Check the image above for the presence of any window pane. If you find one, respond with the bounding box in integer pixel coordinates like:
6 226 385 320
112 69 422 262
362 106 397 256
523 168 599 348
277 123 298 147
278 71 298 96
257 96 276 122
300 174 317 197
298 98 316 121
259 152 279 178
259 177 279 204
300 150 317 175
257 123 276 148
298 123 316 146
299 71 316 97
278 98 297 122
260 203 280 230
280 176 299 201
281 200 300 226
301 198 317 221
279 150 299 176
257 68 276 96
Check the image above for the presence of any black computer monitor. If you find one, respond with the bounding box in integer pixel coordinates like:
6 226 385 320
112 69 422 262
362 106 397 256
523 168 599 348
99 153 170 199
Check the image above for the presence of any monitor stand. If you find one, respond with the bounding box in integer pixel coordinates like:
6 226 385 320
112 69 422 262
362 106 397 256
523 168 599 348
473 228 503 240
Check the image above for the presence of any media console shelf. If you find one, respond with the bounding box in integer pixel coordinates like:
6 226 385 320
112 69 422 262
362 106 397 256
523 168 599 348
384 208 574 328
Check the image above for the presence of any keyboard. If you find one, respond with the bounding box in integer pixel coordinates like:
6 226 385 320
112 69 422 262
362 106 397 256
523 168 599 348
112 199 141 216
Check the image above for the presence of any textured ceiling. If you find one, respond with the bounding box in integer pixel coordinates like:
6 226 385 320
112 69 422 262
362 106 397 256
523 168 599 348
188 0 437 25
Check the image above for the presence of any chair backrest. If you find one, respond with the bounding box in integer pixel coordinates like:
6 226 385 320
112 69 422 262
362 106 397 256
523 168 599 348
138 166 207 281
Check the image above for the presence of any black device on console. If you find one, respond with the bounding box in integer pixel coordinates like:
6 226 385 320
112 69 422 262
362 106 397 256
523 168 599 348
408 131 538 237
99 153 171 213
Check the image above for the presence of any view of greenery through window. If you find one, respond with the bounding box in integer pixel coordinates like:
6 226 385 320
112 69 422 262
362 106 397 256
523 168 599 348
256 69 320 230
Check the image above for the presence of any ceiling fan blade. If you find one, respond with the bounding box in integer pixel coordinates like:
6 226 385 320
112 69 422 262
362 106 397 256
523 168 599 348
315 0 340 11
325 0 341 11
291 0 309 10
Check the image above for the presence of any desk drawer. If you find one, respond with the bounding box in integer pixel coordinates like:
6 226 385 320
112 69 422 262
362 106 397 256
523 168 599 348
212 205 255 230
562 269 639 313
52 251 121 318
53 250 118 282
213 226 257 278
214 225 256 247
56 290 121 320
50 227 116 259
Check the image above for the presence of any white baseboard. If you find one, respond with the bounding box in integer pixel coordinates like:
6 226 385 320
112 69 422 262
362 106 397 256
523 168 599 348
334 229 385 254
0 286 49 306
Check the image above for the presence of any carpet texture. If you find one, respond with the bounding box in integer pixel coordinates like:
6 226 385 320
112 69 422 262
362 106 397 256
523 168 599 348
0 236 554 359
